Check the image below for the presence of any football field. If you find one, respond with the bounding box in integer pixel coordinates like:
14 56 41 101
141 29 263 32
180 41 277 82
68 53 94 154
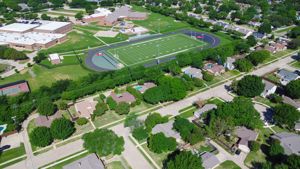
106 34 206 66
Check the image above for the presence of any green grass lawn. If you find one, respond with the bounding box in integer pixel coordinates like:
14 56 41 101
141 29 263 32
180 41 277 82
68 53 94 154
44 30 103 54
216 161 241 169
107 161 126 169
0 64 9 73
39 55 81 68
0 64 90 91
0 143 26 164
141 144 169 168
98 33 129 44
206 97 225 106
291 61 300 69
107 34 206 66
179 106 197 118
132 6 190 33
40 151 90 169
264 73 280 84
93 111 124 128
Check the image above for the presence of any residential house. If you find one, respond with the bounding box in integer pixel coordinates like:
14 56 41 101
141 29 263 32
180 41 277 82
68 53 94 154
248 21 262 27
35 112 62 127
133 82 156 94
63 154 105 169
282 96 300 111
234 127 258 153
201 152 220 169
194 104 217 118
271 132 300 155
74 100 97 119
49 53 63 64
184 67 203 79
203 62 225 76
276 69 299 85
152 120 181 142
224 57 236 70
110 91 136 104
252 32 265 39
261 80 277 98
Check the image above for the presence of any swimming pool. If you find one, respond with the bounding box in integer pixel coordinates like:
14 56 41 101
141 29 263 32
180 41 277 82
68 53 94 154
134 85 143 91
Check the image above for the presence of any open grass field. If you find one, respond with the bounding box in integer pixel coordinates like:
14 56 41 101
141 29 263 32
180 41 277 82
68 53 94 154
107 34 206 66
0 64 90 91
216 161 241 169
132 5 190 33
44 30 103 54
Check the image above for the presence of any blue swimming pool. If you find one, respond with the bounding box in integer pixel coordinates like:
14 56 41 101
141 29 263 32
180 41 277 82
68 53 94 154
134 85 143 91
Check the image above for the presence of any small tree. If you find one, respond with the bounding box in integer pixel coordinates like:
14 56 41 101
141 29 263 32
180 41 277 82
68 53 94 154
165 151 204 169
93 102 108 116
273 104 300 129
234 59 253 72
106 97 117 110
82 129 124 156
115 102 130 115
269 139 284 157
145 113 168 131
246 50 270 66
57 101 67 110
249 141 260 152
29 127 53 147
38 98 56 117
193 78 204 87
203 71 214 82
285 79 300 99
132 126 148 141
124 113 140 128
148 132 177 153
75 12 84 20
50 118 75 140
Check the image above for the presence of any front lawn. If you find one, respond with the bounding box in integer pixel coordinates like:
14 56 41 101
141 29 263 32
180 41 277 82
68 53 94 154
107 161 126 169
0 143 26 164
141 143 169 168
40 151 90 169
216 161 241 169
291 61 300 69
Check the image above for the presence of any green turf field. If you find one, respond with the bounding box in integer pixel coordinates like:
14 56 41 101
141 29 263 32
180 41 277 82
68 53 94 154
107 34 206 66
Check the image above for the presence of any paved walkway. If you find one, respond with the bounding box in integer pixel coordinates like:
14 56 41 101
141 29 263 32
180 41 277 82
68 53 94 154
0 51 37 78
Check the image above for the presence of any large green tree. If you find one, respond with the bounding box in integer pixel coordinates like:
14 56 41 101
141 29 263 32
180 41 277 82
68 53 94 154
115 102 130 115
29 127 53 147
234 59 253 72
285 80 300 99
236 75 265 97
82 129 124 156
37 98 56 117
273 104 300 129
165 151 204 169
50 118 75 140
246 50 270 66
148 132 177 153
145 113 168 131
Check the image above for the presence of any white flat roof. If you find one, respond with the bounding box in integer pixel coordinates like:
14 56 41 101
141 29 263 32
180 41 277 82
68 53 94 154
34 21 70 31
49 53 60 60
0 23 39 33
0 32 65 45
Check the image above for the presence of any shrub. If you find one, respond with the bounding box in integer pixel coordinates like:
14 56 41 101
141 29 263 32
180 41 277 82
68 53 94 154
29 127 53 147
76 117 88 126
249 141 260 152
193 78 204 87
93 102 108 116
269 94 283 103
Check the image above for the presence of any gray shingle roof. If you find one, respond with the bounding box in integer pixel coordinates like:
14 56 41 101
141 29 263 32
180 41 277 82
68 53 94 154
271 132 300 155
63 154 105 169
152 120 181 140
277 69 299 82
